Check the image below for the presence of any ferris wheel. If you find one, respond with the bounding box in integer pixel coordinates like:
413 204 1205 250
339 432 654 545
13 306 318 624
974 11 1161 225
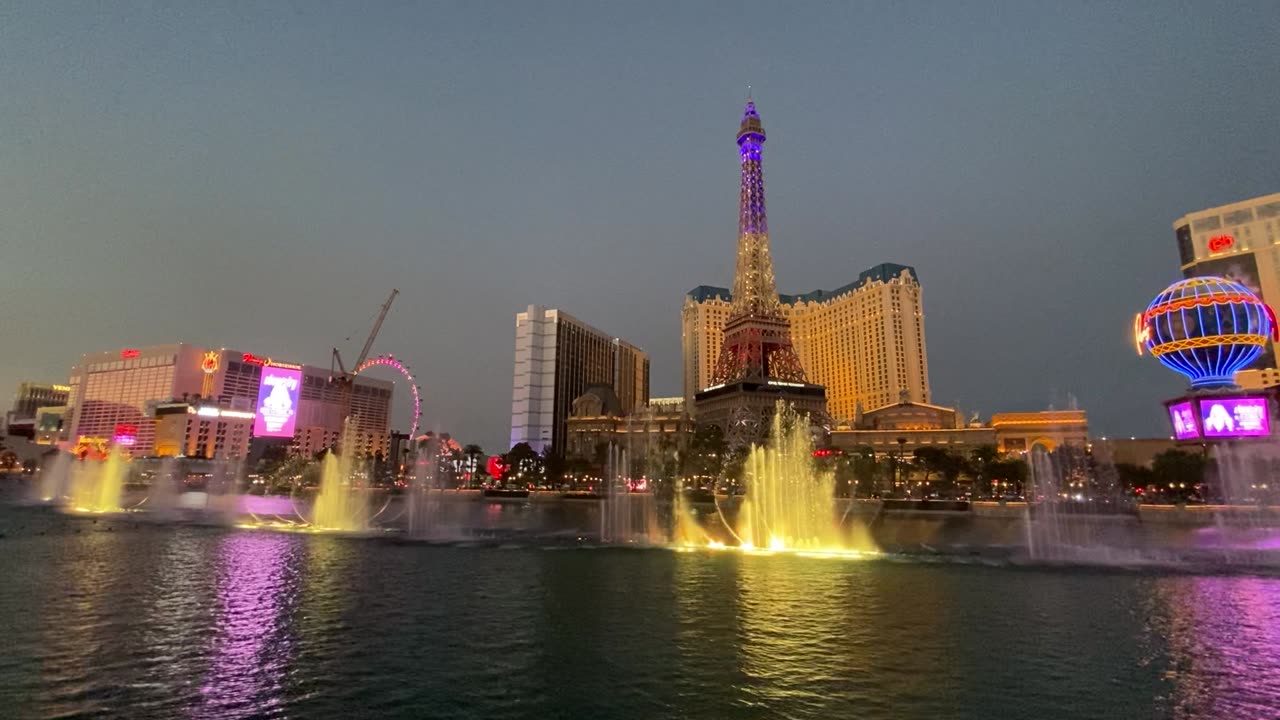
354 354 421 437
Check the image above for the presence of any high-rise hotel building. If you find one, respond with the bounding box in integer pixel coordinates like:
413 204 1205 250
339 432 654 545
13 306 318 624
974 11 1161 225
65 343 393 457
1174 192 1280 388
509 305 649 455
66 344 209 455
683 263 930 422
4 381 72 437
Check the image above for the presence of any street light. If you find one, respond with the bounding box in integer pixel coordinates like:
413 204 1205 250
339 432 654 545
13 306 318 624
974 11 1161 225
896 437 907 498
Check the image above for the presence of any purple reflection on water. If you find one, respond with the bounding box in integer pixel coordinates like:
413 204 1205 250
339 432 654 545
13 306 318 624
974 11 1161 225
1160 576 1280 717
236 494 297 516
193 533 297 719
1188 526 1280 551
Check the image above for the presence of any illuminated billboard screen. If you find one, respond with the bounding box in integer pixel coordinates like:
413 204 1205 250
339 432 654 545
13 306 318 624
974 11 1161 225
253 365 302 437
1198 397 1271 439
1168 401 1200 440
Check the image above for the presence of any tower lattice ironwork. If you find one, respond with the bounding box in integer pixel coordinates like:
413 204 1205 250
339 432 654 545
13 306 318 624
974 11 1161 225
711 99 809 386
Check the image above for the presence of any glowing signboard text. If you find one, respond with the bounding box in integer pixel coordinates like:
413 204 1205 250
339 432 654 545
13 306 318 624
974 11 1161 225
253 366 302 437
242 353 301 370
1199 397 1270 439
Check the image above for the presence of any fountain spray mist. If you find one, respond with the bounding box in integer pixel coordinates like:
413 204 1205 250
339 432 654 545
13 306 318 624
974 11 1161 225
70 450 127 513
36 452 72 503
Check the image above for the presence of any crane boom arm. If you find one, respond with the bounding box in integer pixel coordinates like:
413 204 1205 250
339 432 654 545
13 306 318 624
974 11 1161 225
354 289 399 371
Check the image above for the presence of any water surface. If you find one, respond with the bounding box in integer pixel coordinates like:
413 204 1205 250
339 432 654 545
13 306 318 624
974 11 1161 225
2 503 1279 719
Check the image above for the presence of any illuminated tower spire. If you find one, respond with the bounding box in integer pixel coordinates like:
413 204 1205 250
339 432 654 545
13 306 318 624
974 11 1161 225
712 99 808 385
729 99 782 319
695 98 827 445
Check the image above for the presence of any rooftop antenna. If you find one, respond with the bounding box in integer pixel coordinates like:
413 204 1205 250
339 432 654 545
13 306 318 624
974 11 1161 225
747 84 753 101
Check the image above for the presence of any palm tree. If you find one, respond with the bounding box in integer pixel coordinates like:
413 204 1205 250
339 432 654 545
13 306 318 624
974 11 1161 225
462 444 484 486
969 445 999 497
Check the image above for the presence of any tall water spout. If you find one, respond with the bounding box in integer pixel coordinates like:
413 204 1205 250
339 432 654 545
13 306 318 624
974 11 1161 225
70 450 127 513
146 456 182 518
671 486 708 546
312 449 367 531
36 451 72 504
734 408 839 550
204 457 242 521
407 434 445 538
600 444 632 543
667 404 879 554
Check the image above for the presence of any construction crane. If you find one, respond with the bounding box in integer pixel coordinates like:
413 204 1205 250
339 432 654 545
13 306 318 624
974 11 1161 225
330 289 399 429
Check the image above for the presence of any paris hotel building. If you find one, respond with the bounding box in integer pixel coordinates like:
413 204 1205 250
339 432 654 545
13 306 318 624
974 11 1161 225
682 263 930 423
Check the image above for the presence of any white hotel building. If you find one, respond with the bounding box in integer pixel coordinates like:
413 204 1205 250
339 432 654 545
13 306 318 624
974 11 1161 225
509 305 649 455
1174 192 1280 388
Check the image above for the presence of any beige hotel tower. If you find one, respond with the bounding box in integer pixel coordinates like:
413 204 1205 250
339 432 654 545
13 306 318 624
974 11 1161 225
683 263 931 424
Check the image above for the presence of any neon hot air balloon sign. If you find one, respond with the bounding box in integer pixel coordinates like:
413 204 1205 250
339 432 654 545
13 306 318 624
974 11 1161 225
1135 276 1278 390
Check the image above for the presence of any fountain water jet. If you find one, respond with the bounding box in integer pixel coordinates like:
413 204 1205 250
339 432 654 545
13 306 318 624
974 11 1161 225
678 403 880 556
145 456 182 519
203 457 244 521
406 433 466 540
312 449 368 532
671 488 709 547
733 406 842 551
69 450 128 513
35 451 72 504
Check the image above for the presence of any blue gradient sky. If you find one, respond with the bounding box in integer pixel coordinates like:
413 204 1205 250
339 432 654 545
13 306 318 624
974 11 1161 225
2 1 1278 450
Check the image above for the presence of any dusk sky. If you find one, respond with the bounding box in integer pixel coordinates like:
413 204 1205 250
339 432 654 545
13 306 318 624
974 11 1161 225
2 1 1278 451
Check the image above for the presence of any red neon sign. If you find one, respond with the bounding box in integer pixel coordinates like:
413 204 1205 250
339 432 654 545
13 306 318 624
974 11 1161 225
1208 234 1234 252
121 349 140 359
487 456 508 480
113 423 138 446
241 352 301 370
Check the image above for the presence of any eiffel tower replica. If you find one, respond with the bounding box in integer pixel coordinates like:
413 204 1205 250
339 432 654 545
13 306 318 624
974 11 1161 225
694 98 827 447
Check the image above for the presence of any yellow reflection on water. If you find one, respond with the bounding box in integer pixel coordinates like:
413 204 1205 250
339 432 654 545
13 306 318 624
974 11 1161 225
672 539 880 562
732 551 850 713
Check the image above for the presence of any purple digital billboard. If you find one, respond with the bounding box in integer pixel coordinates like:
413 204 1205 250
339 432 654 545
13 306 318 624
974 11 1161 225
1198 397 1271 439
253 365 302 437
1168 401 1200 440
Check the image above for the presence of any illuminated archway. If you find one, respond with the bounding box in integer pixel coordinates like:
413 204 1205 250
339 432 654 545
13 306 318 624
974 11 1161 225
1030 437 1057 453
354 355 421 438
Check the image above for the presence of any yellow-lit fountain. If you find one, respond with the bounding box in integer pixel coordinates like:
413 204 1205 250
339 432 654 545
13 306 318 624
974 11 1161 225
310 449 368 532
69 450 128 514
678 404 878 559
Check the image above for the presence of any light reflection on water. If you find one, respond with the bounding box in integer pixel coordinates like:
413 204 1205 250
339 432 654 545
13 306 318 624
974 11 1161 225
734 556 851 715
1152 576 1280 718
2 505 1280 719
195 532 301 719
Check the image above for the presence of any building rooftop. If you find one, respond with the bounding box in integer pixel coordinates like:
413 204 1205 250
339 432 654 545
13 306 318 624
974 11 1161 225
1173 192 1280 227
687 263 919 305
